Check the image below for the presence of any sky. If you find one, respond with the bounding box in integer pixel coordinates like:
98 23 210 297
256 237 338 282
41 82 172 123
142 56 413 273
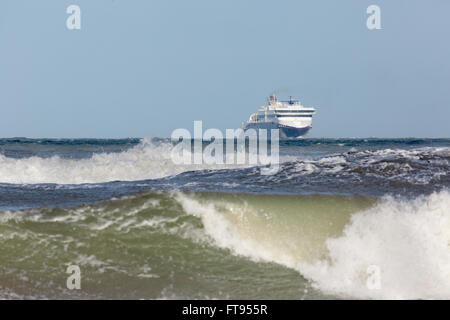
0 0 449 138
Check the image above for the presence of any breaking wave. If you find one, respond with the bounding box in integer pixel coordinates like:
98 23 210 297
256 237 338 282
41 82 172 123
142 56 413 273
0 139 251 184
1 190 449 299
177 190 450 299
0 139 448 193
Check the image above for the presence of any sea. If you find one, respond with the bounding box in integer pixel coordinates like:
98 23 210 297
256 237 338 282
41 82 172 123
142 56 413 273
0 137 449 299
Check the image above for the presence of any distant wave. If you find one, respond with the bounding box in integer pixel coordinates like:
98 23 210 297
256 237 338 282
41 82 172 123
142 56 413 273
255 147 450 190
0 138 448 192
0 139 249 184
166 146 449 197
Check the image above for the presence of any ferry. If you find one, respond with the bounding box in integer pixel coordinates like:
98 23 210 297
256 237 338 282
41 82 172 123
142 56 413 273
243 95 316 138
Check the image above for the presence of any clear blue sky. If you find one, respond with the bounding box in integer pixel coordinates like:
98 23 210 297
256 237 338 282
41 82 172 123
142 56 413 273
0 0 449 138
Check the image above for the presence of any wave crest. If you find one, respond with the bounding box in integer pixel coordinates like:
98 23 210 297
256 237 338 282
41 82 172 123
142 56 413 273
0 139 245 184
177 190 450 299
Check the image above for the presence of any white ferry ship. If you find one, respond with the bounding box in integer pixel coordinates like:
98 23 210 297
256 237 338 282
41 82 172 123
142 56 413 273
243 95 316 138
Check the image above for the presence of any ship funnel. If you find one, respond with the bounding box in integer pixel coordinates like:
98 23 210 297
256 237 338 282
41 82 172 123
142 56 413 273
268 94 277 105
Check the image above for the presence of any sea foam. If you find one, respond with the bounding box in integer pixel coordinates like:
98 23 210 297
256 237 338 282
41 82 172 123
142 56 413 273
300 190 450 299
177 190 450 299
0 139 246 184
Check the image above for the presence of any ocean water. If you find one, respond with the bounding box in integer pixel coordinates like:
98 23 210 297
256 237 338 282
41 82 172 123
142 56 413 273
0 137 449 299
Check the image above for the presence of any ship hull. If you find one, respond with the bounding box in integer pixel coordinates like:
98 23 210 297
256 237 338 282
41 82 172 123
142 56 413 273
243 122 311 139
278 124 312 138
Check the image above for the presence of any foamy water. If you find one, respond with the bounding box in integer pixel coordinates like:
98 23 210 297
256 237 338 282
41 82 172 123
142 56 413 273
177 190 450 299
0 139 247 184
0 138 448 299
300 191 450 299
